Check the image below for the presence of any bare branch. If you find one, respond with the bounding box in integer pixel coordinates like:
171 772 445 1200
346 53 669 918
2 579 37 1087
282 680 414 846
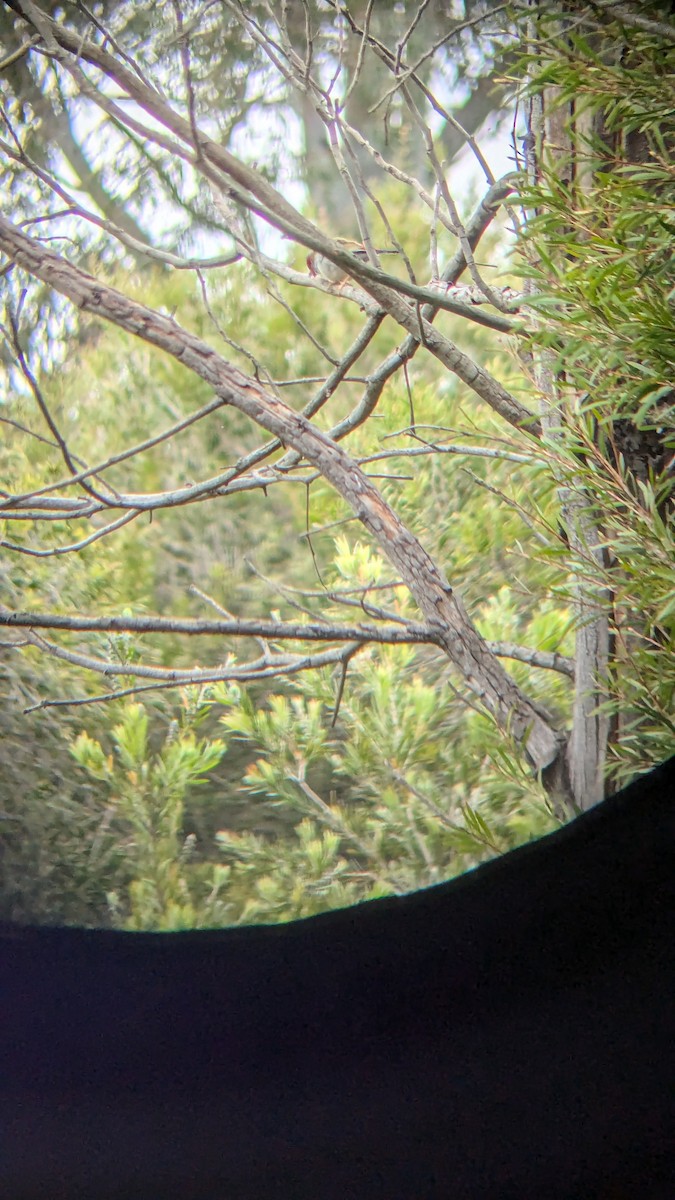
7 4 524 350
15 631 369 698
0 213 562 772
0 609 438 646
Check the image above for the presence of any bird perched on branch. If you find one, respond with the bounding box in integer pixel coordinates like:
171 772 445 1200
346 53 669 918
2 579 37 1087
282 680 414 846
307 238 398 284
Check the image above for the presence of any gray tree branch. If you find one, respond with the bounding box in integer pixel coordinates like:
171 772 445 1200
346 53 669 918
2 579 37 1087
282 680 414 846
0 212 567 786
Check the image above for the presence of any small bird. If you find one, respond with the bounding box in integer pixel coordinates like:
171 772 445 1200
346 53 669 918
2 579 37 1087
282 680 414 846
306 238 398 284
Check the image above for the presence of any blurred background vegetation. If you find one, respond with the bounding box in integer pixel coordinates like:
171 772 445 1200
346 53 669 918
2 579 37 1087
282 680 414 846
0 1 672 928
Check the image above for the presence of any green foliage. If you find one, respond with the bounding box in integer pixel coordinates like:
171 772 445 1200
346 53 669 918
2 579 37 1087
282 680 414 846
511 9 675 782
205 531 561 923
3 8 673 926
1 250 570 926
71 697 228 930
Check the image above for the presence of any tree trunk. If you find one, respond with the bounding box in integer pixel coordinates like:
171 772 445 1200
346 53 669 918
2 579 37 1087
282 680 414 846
526 11 611 810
